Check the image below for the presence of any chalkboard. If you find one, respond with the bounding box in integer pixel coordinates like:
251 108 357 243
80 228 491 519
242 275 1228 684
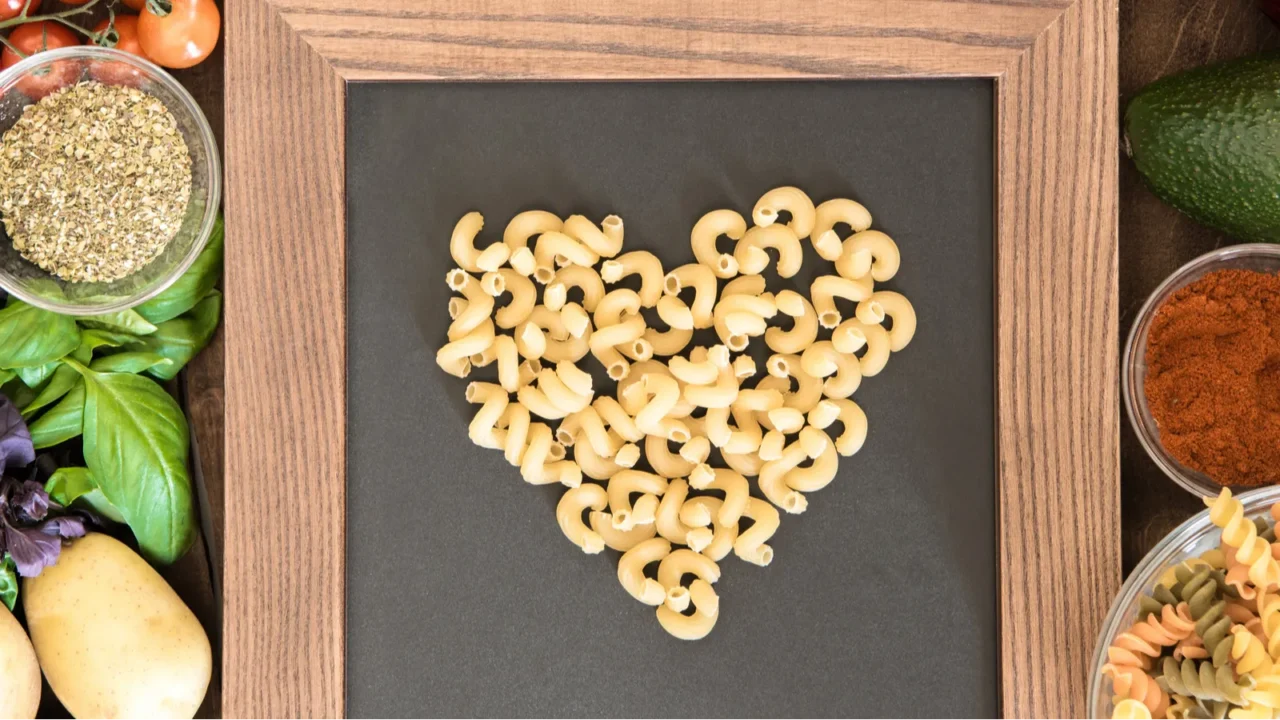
346 80 996 718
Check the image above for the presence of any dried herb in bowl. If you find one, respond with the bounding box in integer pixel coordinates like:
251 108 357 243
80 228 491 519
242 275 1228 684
0 80 192 283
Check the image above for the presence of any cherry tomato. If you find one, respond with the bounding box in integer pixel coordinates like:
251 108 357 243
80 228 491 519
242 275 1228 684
87 16 152 84
1 22 81 99
137 0 219 69
0 0 39 21
121 0 145 9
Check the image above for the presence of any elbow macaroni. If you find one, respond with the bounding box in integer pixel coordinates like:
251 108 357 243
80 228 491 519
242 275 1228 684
443 195 915 640
735 224 803 278
601 251 665 307
753 186 816 240
690 209 746 279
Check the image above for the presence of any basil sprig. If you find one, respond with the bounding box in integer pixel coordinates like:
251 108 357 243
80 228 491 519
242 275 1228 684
0 218 223 565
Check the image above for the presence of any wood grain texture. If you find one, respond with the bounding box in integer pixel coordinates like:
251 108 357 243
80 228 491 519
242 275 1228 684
1118 0 1279 572
997 0 1120 714
229 0 1118 716
225 0 345 716
275 0 1064 80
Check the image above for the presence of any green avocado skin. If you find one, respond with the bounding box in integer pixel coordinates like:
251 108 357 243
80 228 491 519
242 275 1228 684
1124 53 1280 242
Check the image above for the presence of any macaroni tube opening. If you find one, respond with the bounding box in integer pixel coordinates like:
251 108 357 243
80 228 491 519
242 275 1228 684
480 271 505 296
664 274 682 295
755 206 778 226
857 300 886 324
665 587 691 613
667 426 691 444
782 492 808 515
727 334 749 353
607 361 629 381
716 254 738 276
766 355 790 378
631 340 653 361
446 268 469 291
818 310 841 329
533 266 556 285
612 511 632 531
756 546 774 566
548 443 566 461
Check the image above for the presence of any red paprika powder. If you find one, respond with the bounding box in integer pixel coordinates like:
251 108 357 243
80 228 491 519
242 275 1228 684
1144 268 1280 487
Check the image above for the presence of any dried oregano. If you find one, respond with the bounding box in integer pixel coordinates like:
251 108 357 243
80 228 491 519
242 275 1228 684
0 81 192 283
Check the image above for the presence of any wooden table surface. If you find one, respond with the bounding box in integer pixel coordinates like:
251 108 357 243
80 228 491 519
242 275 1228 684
155 0 1276 714
1119 0 1278 573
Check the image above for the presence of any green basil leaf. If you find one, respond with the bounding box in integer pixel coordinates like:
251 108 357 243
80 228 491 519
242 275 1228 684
72 329 140 364
79 309 158 336
17 360 59 388
0 370 12 386
21 363 78 418
73 364 193 564
90 352 172 375
1 376 39 413
139 291 221 382
0 554 15 611
28 381 83 449
137 216 223 325
0 301 79 369
45 466 126 524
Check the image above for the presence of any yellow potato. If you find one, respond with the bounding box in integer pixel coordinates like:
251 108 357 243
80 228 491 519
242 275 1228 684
23 533 210 719
0 601 40 719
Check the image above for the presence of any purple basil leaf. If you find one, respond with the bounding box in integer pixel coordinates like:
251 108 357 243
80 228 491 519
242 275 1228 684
0 396 34 477
40 515 85 539
4 523 61 576
13 480 48 521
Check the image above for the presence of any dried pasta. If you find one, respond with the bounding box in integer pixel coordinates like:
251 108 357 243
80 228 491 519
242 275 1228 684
440 194 916 640
556 484 608 554
690 209 746 279
1103 491 1280 718
601 251 664 307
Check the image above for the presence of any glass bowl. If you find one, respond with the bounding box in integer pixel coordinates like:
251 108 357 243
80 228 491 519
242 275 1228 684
0 46 220 315
1122 244 1280 497
1089 485 1280 718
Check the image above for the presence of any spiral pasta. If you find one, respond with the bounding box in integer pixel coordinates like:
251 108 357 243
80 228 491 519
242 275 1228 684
1207 489 1280 593
1158 657 1252 705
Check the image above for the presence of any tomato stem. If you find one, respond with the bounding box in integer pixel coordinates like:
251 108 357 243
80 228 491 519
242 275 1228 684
0 0 100 33
146 0 171 17
0 34 24 59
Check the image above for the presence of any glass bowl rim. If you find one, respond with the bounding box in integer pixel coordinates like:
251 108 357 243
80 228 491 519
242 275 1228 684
0 45 221 316
1089 484 1280 717
1120 243 1280 497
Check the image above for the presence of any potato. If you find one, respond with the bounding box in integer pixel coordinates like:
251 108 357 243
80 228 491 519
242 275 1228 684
0 602 40 719
23 533 211 719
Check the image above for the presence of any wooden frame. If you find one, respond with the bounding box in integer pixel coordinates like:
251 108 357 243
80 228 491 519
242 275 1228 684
226 1 1119 716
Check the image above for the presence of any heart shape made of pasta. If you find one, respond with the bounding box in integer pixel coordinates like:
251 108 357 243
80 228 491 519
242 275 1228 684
436 186 917 640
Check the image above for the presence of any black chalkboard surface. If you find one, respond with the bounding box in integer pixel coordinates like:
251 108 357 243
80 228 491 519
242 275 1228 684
345 81 996 718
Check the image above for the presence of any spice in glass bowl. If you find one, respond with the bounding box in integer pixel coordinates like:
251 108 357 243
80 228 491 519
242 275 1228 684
1143 268 1280 487
0 80 192 283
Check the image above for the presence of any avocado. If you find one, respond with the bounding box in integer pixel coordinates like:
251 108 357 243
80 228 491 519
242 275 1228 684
1124 53 1280 242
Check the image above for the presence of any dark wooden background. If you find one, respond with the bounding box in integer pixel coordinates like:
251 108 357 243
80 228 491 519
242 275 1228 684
35 0 1269 715
21 2 225 717
1118 0 1278 573
194 0 1277 713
